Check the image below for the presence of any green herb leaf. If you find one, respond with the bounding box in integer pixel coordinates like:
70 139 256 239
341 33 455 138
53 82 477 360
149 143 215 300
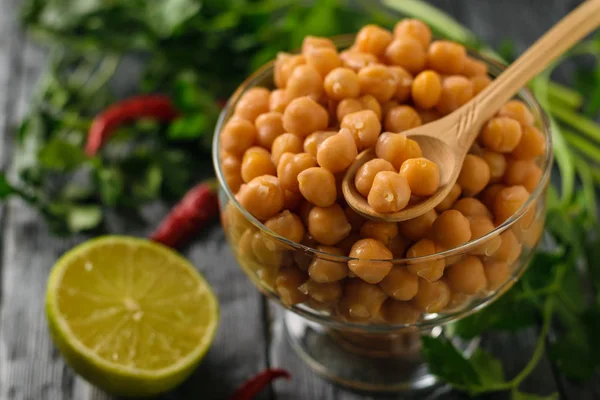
512 391 559 400
469 348 505 386
168 114 209 140
143 0 201 37
421 335 481 389
0 174 16 199
66 205 103 232
38 137 87 172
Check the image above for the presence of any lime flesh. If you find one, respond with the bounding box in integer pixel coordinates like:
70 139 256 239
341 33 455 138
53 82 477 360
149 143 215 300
46 236 219 397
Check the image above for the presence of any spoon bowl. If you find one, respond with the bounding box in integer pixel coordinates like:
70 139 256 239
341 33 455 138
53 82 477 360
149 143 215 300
343 0 600 222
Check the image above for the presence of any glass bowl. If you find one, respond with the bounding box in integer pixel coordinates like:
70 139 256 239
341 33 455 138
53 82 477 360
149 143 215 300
212 36 552 392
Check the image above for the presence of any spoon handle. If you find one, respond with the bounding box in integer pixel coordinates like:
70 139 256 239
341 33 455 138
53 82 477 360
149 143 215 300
459 0 600 146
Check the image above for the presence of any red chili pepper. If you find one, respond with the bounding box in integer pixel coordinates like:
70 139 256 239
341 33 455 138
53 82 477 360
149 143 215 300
149 180 219 248
229 368 291 400
85 94 179 156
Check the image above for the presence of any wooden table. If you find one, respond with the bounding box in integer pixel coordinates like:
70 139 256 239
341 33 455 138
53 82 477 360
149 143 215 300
0 0 597 399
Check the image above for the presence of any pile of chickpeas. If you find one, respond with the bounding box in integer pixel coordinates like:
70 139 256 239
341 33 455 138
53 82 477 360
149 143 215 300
219 20 547 325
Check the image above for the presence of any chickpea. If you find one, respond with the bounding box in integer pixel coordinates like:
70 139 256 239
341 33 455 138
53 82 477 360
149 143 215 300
317 128 358 173
427 40 467 74
283 97 329 138
274 52 305 89
393 19 431 49
432 210 471 249
309 246 348 283
306 47 342 77
355 25 393 56
338 233 362 255
462 58 488 77
303 130 336 157
381 100 399 120
384 37 427 74
241 147 276 183
255 112 284 150
385 105 422 133
398 209 437 241
360 95 383 120
504 159 536 187
399 158 440 196
354 158 396 197
269 89 288 113
264 210 306 244
523 164 542 193
511 125 546 160
324 68 360 100
235 87 270 122
249 231 283 272
380 299 421 324
221 118 257 156
360 221 398 246
498 100 534 126
415 112 438 130
271 133 303 166
472 75 492 95
358 64 398 103
285 65 323 102
468 216 502 256
337 98 363 122
339 279 388 322
308 204 352 245
453 198 492 219
458 154 491 196
298 167 337 207
484 261 511 290
435 183 462 212
480 184 505 210
276 266 308 306
283 189 303 210
490 230 522 265
368 171 411 213
388 235 409 258
445 256 487 295
348 238 393 284
299 280 343 303
236 175 285 221
481 150 507 182
221 152 243 193
341 110 382 150
389 66 413 103
297 200 313 226
406 239 445 282
375 132 422 170
378 267 419 301
411 279 451 313
277 152 317 192
436 76 473 115
411 70 442 109
481 117 523 153
302 36 336 53
445 292 472 311
494 185 530 224
339 51 378 72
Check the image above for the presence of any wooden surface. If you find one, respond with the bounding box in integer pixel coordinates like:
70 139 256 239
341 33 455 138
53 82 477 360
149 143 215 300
0 1 596 399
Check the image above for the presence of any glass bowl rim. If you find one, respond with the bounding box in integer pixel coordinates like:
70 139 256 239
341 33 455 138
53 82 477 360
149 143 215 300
212 35 554 264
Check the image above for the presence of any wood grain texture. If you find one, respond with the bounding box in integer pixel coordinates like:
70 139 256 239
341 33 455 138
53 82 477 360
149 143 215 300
0 0 598 400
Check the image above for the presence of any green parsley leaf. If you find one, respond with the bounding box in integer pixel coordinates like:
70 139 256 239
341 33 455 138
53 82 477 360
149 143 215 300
0 174 16 199
66 205 103 232
421 335 481 389
470 348 504 386
512 391 559 400
38 137 87 172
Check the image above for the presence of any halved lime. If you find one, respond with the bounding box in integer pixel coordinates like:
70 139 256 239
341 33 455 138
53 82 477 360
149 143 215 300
46 236 219 397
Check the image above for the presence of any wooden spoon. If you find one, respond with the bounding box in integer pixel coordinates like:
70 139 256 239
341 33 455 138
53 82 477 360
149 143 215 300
343 0 600 222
